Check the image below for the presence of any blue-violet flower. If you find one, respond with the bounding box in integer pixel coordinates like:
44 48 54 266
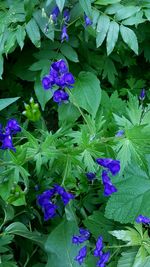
74 246 87 265
84 13 92 27
136 214 150 224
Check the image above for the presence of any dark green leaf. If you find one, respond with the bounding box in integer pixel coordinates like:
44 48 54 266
60 43 79 62
16 25 26 50
34 77 53 111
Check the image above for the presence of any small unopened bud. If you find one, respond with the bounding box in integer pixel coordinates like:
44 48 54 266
139 88 146 101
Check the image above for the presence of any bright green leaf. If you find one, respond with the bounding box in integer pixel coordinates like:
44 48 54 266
79 0 92 17
115 6 140 21
120 25 138 54
26 18 41 47
71 71 101 117
106 21 119 55
0 97 20 111
56 0 65 12
96 15 110 47
95 0 121 5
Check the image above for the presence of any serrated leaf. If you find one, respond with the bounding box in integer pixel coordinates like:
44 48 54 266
26 18 41 47
105 164 150 223
117 249 139 267
106 21 119 55
56 0 65 12
120 25 138 54
60 43 79 62
71 71 101 118
102 57 117 84
96 15 110 47
110 227 142 245
0 97 20 111
79 0 92 17
115 6 140 21
95 0 121 5
34 76 53 111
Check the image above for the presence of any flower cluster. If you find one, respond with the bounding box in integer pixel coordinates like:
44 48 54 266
50 6 70 42
136 214 150 224
94 236 110 267
96 158 120 196
50 6 92 42
37 184 74 221
42 59 75 104
0 119 21 151
72 228 90 265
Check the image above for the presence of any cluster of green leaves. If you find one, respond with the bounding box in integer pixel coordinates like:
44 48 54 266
1 0 150 266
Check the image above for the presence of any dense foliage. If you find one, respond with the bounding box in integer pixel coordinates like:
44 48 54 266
1 0 150 266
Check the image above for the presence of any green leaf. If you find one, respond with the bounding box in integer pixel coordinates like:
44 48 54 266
0 54 3 79
79 0 92 17
34 77 53 111
117 249 139 267
60 43 79 62
115 6 140 21
71 71 101 117
106 21 119 55
25 18 41 48
96 15 110 48
56 0 65 12
16 25 26 50
105 164 150 223
45 220 82 267
95 0 121 5
5 222 46 248
58 102 80 126
102 57 117 84
0 97 20 111
34 10 54 41
122 11 145 26
110 226 142 245
120 25 138 54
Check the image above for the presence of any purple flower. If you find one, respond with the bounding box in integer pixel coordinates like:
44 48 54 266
96 251 110 267
61 25 69 42
42 75 54 90
96 158 120 176
136 215 150 224
0 134 15 151
84 13 92 27
72 235 88 245
53 89 69 103
6 119 21 134
94 236 103 258
79 228 90 239
43 202 57 221
139 88 145 101
86 172 96 181
74 246 87 265
51 6 60 23
115 130 124 137
102 170 117 197
54 184 74 205
63 9 70 23
72 228 90 245
51 59 68 74
37 189 56 207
